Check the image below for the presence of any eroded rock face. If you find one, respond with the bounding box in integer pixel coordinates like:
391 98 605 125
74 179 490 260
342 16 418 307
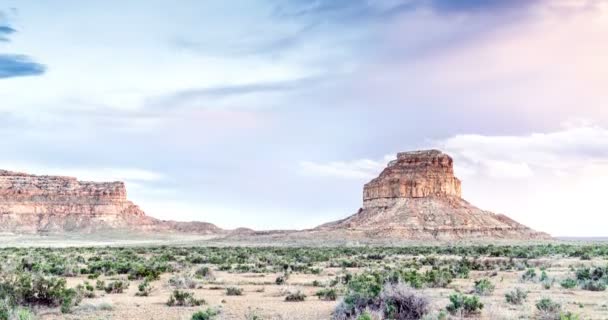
317 150 550 240
0 170 220 234
363 150 461 201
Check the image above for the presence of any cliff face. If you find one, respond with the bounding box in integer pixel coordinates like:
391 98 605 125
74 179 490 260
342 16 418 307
0 170 220 234
363 150 461 201
317 150 550 240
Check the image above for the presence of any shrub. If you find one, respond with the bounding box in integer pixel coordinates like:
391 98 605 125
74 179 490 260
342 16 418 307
191 308 220 320
446 293 483 316
0 273 82 312
169 275 197 289
226 287 243 296
135 280 153 297
536 298 561 320
560 312 581 320
104 281 129 294
195 267 214 280
285 290 306 302
95 280 105 290
540 271 549 282
275 276 286 285
560 278 577 289
380 283 429 320
473 278 495 296
505 288 527 305
522 268 537 282
580 280 606 291
167 290 205 307
315 288 337 301
333 282 429 320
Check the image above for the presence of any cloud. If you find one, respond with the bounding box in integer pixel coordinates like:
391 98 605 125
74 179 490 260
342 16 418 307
0 54 46 78
438 125 608 178
299 155 394 179
0 17 46 79
0 25 15 41
0 163 164 184
435 124 608 236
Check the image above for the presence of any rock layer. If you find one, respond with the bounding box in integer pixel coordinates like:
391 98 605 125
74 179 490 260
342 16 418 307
317 150 550 240
0 170 220 234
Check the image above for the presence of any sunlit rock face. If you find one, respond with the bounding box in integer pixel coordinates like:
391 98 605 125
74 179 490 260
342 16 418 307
363 150 461 202
0 170 220 234
317 150 551 240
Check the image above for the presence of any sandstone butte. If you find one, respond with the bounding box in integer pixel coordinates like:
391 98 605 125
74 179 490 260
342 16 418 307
0 170 220 234
315 150 551 240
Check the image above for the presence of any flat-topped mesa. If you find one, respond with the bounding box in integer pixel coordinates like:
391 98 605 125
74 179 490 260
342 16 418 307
0 169 223 234
0 170 129 203
363 150 461 203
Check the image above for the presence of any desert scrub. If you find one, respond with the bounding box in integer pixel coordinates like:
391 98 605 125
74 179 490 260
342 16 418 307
333 282 429 320
560 278 577 289
446 293 483 317
285 290 306 302
473 278 495 296
169 274 197 289
194 266 214 280
0 273 82 313
522 268 537 282
536 298 562 320
225 287 243 296
167 290 205 307
191 308 220 320
315 288 337 301
104 280 129 294
505 288 527 305
135 280 153 297
580 280 606 291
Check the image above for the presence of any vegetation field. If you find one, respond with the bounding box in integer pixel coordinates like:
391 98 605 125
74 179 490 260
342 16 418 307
1 244 608 319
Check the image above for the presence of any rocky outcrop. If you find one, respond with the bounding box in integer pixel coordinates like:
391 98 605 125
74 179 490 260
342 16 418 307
0 170 220 234
317 150 550 240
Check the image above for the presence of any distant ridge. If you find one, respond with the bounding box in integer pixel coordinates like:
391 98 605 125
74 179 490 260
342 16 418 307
0 170 220 234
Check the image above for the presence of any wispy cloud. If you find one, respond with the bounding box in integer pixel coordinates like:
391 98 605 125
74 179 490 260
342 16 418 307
148 76 324 110
0 25 15 42
0 54 46 78
0 14 46 79
299 155 394 179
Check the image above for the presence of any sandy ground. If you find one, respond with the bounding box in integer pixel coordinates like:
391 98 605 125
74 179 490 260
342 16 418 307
24 258 608 320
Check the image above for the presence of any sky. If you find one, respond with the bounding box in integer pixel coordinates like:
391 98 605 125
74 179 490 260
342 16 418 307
1 0 607 236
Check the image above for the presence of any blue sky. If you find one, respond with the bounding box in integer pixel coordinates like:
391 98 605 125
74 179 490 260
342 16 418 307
1 0 608 236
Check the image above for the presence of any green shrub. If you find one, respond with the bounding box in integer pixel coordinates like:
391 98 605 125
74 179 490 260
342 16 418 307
580 280 606 291
135 280 153 297
446 293 483 316
356 312 372 320
95 280 105 290
191 308 220 320
285 290 306 302
195 267 214 279
473 278 495 296
536 298 561 319
104 281 129 294
522 268 537 282
315 288 337 301
226 287 243 296
167 290 205 307
0 273 82 312
560 278 577 289
505 288 527 305
560 312 581 320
